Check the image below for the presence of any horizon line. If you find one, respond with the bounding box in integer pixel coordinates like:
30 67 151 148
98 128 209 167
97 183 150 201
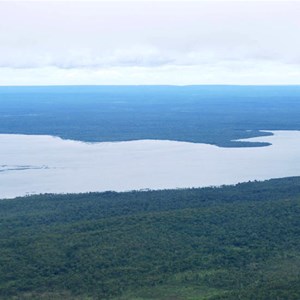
1 84 300 88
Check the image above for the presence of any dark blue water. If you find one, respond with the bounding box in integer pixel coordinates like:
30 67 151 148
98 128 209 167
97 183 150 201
0 85 300 147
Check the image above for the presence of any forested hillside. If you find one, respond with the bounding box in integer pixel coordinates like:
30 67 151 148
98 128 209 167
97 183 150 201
1 177 300 299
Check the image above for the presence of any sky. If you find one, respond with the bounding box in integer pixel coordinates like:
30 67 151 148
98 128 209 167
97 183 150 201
0 1 300 85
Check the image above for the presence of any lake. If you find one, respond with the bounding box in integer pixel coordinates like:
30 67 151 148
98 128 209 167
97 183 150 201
1 130 299 199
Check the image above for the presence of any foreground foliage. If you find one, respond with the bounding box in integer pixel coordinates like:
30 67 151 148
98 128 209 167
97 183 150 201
1 177 300 299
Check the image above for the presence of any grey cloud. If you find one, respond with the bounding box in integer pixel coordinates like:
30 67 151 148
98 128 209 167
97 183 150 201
0 1 300 84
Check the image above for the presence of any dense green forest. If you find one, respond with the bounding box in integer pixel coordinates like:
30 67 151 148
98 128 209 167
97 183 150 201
1 85 300 147
1 177 300 299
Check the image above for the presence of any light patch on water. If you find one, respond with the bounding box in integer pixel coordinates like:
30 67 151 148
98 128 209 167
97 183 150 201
0 131 300 199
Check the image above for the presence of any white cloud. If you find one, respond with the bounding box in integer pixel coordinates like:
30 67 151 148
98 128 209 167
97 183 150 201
0 1 300 85
1 60 300 86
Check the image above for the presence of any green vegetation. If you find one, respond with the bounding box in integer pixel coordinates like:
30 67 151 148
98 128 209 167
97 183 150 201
1 85 300 147
1 177 300 299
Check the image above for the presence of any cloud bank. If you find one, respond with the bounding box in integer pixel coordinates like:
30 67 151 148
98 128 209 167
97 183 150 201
1 1 300 85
